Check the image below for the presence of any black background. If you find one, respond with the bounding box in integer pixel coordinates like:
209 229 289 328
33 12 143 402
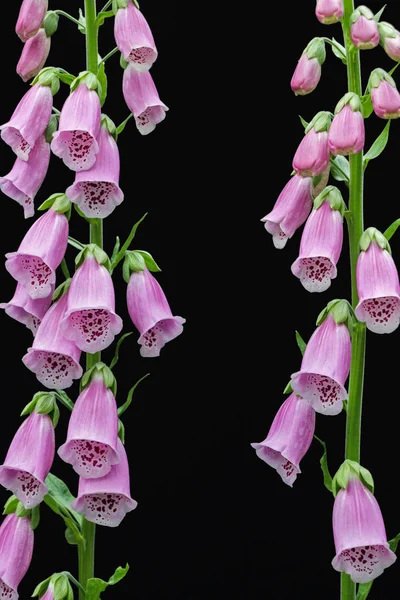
1 1 400 599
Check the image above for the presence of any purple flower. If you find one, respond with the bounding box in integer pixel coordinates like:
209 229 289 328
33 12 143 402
261 174 313 249
350 7 380 49
328 94 365 156
0 135 50 218
5 208 68 299
378 21 400 61
0 411 54 508
0 282 53 335
72 438 137 527
58 374 119 478
122 65 168 135
51 83 101 171
315 0 344 24
16 0 48 41
332 477 396 583
292 111 331 177
291 314 351 415
22 292 83 389
0 84 53 161
66 124 124 218
291 54 321 96
0 514 34 599
251 393 315 487
355 230 400 333
61 254 123 353
291 188 344 292
114 1 157 72
16 28 51 82
127 267 185 357
369 69 400 119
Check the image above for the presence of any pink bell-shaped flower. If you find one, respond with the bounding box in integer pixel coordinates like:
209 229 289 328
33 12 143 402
369 68 400 119
16 28 51 82
291 187 344 292
261 174 313 249
0 409 55 508
0 514 34 599
51 82 101 171
60 248 123 353
0 83 53 161
0 282 53 335
5 207 68 299
291 38 326 95
315 0 344 24
114 0 157 72
355 228 400 333
66 121 124 218
291 307 351 415
328 93 365 156
72 438 138 527
0 135 50 218
16 0 48 41
122 65 168 135
58 368 119 478
251 393 315 487
23 291 83 389
350 6 380 49
378 21 400 61
292 111 331 177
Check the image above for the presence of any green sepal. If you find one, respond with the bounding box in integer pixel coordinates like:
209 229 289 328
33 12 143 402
363 121 391 170
334 92 362 114
15 501 31 518
359 227 391 253
383 218 400 241
367 67 396 92
80 362 117 396
374 5 386 23
75 243 112 271
283 380 293 394
304 37 326 65
30 505 40 530
332 460 374 497
378 21 397 41
120 53 129 69
53 279 72 302
20 391 59 427
65 526 80 545
43 11 59 36
350 5 374 24
101 113 116 138
37 193 71 214
3 495 19 515
86 564 130 600
117 372 150 417
295 331 306 355
313 185 346 217
96 9 116 27
123 250 161 283
32 67 61 95
54 390 75 412
305 111 332 134
314 435 333 493
118 419 125 444
316 299 355 333
45 114 58 143
74 204 90 222
298 115 308 129
330 155 350 186
32 576 52 598
97 61 108 107
70 70 100 93
330 37 347 64
360 93 374 119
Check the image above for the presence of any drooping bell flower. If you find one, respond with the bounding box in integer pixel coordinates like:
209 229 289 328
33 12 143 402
114 0 157 72
72 438 138 527
0 83 53 161
51 80 101 171
0 135 50 218
0 411 55 508
122 65 168 135
291 186 344 292
292 111 331 177
125 255 185 357
22 292 83 389
291 306 351 415
33 573 73 600
261 174 312 249
350 6 380 49
369 68 400 119
315 0 344 24
332 465 396 583
66 120 124 218
355 228 400 333
328 93 365 156
291 38 326 96
60 247 123 352
58 369 120 478
0 514 34 599
16 28 51 82
5 207 69 299
16 0 48 41
251 393 315 487
0 282 53 335
378 21 400 62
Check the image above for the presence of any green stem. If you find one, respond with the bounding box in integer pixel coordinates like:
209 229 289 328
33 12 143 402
61 258 71 280
100 0 113 11
54 10 84 27
341 2 366 599
99 46 119 65
78 2 101 598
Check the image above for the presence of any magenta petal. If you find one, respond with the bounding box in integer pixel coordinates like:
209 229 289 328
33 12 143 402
315 0 344 24
332 478 396 583
292 130 330 177
0 514 34 597
71 439 137 527
122 65 168 135
328 105 365 156
58 376 119 479
16 0 48 41
371 81 400 119
114 2 157 72
291 55 321 96
351 16 379 49
16 29 51 82
0 282 53 334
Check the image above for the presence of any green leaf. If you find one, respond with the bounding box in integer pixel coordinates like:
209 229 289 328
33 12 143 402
295 331 307 355
54 390 75 412
331 37 347 64
57 71 75 85
374 5 386 22
30 505 40 530
356 581 374 600
314 435 333 492
283 380 293 394
68 235 86 250
86 565 129 600
110 332 133 370
111 213 148 271
118 373 150 417
65 526 80 545
3 495 19 515
97 61 108 107
363 121 391 169
383 218 400 241
360 94 374 119
107 564 130 585
111 236 120 263
45 473 82 526
330 155 350 186
299 115 308 129
389 532 400 552
116 113 133 136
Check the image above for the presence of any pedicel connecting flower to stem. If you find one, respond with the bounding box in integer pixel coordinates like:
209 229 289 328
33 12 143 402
254 1 400 596
0 0 185 597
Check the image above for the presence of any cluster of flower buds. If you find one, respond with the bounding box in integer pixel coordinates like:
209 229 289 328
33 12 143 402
254 0 400 585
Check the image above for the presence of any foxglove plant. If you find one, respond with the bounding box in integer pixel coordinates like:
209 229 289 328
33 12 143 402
254 2 400 598
0 1 183 597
